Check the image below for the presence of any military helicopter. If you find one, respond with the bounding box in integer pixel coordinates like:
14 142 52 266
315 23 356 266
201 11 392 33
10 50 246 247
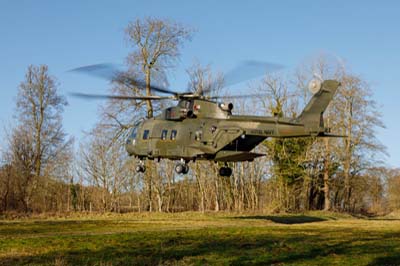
71 63 340 177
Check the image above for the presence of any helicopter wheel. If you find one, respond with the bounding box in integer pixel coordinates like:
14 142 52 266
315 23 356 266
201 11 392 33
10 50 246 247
219 167 232 177
175 163 189 175
135 164 146 173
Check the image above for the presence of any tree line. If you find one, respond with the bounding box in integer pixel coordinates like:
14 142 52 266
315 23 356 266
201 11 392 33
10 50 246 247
1 17 399 215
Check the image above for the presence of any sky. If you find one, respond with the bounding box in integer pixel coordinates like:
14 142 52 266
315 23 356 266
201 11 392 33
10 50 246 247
0 0 399 167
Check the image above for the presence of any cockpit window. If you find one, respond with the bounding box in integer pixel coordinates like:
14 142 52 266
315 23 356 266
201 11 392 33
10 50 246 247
130 127 138 139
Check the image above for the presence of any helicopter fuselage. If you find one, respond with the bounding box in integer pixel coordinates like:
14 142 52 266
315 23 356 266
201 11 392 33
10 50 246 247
126 99 309 163
126 80 341 163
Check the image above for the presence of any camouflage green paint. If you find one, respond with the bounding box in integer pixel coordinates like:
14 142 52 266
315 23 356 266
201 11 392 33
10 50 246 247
126 80 340 162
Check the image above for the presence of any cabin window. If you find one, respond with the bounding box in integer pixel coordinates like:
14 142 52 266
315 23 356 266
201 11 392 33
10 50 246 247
143 130 150 140
161 129 168 140
171 130 177 140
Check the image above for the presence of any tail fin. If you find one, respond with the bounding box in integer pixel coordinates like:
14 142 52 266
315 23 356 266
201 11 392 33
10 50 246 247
297 80 341 134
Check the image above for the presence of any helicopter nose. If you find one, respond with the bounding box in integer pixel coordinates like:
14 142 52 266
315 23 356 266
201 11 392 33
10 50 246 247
125 137 136 155
126 141 135 156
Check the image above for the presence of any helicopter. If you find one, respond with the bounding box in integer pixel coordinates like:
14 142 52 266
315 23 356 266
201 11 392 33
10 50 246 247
71 64 341 177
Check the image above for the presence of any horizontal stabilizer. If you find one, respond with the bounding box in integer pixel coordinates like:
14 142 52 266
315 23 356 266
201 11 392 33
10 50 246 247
317 132 347 138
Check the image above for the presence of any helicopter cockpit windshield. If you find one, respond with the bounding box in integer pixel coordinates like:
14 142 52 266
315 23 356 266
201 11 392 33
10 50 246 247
126 124 139 145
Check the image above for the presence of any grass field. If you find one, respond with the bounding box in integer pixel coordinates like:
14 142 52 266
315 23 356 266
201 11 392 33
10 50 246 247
0 212 399 265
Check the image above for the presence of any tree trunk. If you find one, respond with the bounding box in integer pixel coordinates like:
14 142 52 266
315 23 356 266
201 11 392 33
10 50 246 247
156 192 162 212
323 138 331 211
145 67 153 118
145 160 153 212
196 168 205 212
214 175 220 212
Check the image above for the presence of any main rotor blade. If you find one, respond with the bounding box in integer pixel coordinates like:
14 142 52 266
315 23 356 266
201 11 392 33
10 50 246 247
69 63 118 80
70 60 284 99
69 63 180 96
223 60 283 87
202 60 284 95
209 93 269 100
69 92 173 101
115 72 179 95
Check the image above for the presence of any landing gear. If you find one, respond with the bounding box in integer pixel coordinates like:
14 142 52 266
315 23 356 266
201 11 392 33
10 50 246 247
219 166 232 177
135 160 146 173
175 159 189 174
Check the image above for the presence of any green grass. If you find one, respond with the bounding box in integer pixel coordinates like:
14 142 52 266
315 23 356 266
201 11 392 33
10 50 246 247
0 212 400 265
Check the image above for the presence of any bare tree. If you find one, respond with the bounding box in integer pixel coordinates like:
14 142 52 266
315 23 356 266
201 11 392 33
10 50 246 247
387 168 400 212
78 126 132 212
2 65 72 212
294 55 386 212
329 74 386 211
92 18 193 212
16 65 70 180
98 18 193 143
124 17 193 118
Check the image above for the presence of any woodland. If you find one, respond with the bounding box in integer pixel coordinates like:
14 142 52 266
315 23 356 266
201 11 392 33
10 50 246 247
1 17 399 216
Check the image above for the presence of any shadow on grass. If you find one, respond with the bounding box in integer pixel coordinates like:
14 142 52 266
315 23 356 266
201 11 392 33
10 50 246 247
368 253 400 266
369 218 400 221
235 215 328 224
0 220 113 235
0 231 336 266
1 229 399 266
